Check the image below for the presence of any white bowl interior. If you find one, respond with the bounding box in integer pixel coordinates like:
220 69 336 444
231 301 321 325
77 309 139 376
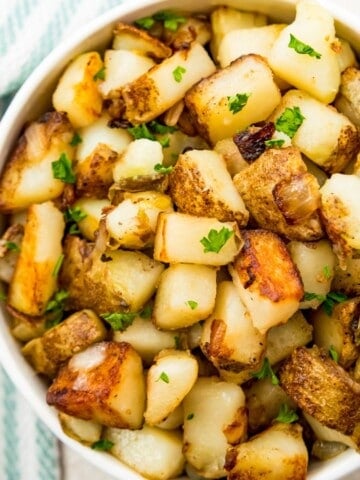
0 0 360 479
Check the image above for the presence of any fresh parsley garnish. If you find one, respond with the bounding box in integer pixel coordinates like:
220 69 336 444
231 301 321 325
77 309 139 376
93 66 106 81
265 139 285 149
187 413 195 420
172 66 186 83
148 121 177 135
139 304 152 319
329 345 339 363
128 123 155 141
252 357 279 385
303 291 347 315
134 16 155 30
153 11 187 31
52 254 64 277
157 371 170 383
127 121 175 148
52 153 76 184
91 439 114 451
100 312 137 331
64 206 87 235
0 292 7 302
45 290 69 328
200 227 234 254
154 163 173 174
322 265 331 280
174 335 181 349
288 34 322 59
185 300 198 310
275 404 299 423
275 106 305 139
69 132 82 146
227 93 250 114
5 241 20 252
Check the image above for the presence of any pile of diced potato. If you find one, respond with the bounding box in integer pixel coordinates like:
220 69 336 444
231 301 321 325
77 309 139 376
0 1 360 479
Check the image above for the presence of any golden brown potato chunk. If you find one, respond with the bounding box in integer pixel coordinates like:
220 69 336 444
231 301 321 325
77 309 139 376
335 66 360 128
233 147 324 241
47 341 145 429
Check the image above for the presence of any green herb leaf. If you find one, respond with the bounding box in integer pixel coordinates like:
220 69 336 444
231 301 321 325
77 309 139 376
139 304 152 319
275 404 299 423
5 241 20 252
68 224 81 235
153 11 187 31
93 66 106 81
252 357 279 385
127 123 155 141
69 132 82 146
174 335 181 349
323 291 348 316
200 227 234 254
185 300 198 310
288 33 322 59
134 16 156 30
154 163 173 174
100 312 137 331
265 139 285 149
303 291 326 302
0 292 7 302
45 290 69 328
157 371 170 383
172 65 186 83
329 344 339 363
65 206 87 223
52 254 64 277
158 136 170 148
227 93 250 114
187 413 194 420
322 265 332 280
91 439 114 451
148 121 177 135
52 153 76 184
275 106 305 139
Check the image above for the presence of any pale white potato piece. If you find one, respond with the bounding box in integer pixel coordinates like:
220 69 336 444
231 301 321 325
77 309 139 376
106 425 185 480
185 54 281 145
183 376 247 478
113 315 178 366
335 66 360 128
225 423 308 479
8 202 65 316
53 52 103 128
164 17 211 49
213 137 249 177
288 239 336 309
210 6 267 62
229 230 303 335
47 341 146 429
74 198 110 241
154 212 242 266
156 404 184 430
0 112 74 213
337 39 358 73
0 223 23 283
268 0 341 103
169 149 249 226
153 263 217 330
58 412 102 445
99 50 155 97
269 89 359 173
123 42 216 124
201 281 266 374
113 138 163 181
304 412 359 450
144 349 198 425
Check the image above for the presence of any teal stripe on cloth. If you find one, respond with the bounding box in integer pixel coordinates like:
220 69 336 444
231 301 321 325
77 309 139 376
36 419 60 480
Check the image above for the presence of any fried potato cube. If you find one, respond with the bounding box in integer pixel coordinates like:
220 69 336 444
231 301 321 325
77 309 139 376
154 212 242 266
0 112 74 213
201 281 266 375
144 349 198 426
73 198 110 241
153 263 217 330
58 412 102 445
279 346 360 446
183 376 247 478
268 0 341 104
105 425 185 480
164 16 211 50
105 191 173 250
225 423 308 480
229 230 304 335
332 255 360 297
169 149 248 226
288 239 336 309
213 138 249 177
22 309 107 378
8 306 46 342
269 89 360 173
53 52 103 128
47 341 145 429
123 42 216 124
8 202 65 316
185 54 281 145
233 147 323 241
335 67 360 128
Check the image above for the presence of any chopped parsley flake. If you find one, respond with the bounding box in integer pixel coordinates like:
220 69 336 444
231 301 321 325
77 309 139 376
303 291 347 315
275 404 299 424
322 265 332 280
200 227 234 254
64 206 87 235
139 304 152 319
52 254 64 277
134 16 156 30
93 66 106 81
153 11 187 31
275 106 305 139
45 290 69 329
187 413 195 420
0 292 7 302
100 312 137 331
185 300 198 310
265 139 285 149
329 345 339 363
148 121 177 135
127 121 176 149
91 439 114 451
69 132 82 146
158 371 170 383
288 34 322 59
154 163 173 174
174 335 181 349
172 65 186 82
252 357 279 385
128 123 155 141
227 93 250 114
5 241 20 252
52 153 76 184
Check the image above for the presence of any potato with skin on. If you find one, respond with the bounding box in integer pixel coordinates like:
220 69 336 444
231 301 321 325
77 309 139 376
22 309 107 378
332 255 360 297
8 306 46 343
105 425 185 480
185 54 281 145
268 0 341 104
183 376 247 479
269 89 360 173
229 229 304 335
163 16 211 50
169 149 249 226
154 212 242 266
0 223 23 283
8 202 65 316
58 412 102 446
53 52 103 128
335 66 360 128
225 422 308 480
47 341 146 429
153 263 217 330
0 112 74 213
123 42 216 124
144 349 198 426
233 147 324 241
279 346 360 448
73 198 110 241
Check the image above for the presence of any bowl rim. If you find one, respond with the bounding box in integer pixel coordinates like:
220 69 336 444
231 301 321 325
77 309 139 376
0 0 360 479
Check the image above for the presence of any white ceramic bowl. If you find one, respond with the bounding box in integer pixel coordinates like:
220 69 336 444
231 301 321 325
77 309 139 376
0 0 360 479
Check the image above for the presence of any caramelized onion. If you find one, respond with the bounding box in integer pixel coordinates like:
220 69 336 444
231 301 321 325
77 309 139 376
233 122 275 162
311 440 347 461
